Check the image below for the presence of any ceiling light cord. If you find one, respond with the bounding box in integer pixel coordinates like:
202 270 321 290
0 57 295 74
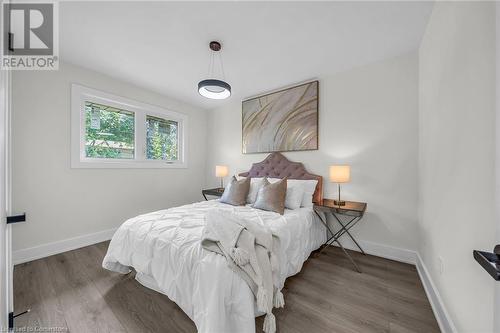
207 48 225 81
218 52 226 81
206 50 211 77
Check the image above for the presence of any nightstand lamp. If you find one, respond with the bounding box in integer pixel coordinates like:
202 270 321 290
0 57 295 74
215 165 229 189
329 165 350 206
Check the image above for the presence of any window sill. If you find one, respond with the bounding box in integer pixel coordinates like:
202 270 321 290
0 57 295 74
71 159 188 169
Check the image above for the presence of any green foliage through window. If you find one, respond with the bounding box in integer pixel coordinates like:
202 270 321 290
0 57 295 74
146 115 178 161
85 102 135 159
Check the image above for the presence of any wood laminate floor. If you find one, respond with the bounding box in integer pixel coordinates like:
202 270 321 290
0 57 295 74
13 242 440 333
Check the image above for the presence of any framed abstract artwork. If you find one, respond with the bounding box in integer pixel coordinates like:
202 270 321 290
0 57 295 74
242 81 318 154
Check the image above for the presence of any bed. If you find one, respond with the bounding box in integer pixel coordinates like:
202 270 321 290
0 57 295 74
102 153 326 333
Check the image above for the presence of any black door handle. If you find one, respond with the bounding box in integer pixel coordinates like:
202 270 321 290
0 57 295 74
6 213 26 224
473 244 500 281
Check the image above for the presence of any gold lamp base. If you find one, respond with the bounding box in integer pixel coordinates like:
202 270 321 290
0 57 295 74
334 200 346 206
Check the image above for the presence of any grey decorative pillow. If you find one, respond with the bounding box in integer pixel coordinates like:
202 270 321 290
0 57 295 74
252 178 287 215
220 176 251 206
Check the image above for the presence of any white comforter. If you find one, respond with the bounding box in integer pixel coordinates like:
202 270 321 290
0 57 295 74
102 200 326 333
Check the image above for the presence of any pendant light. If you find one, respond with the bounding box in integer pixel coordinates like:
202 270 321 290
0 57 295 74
198 41 231 100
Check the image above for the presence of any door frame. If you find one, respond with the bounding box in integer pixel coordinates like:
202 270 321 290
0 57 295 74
0 60 7 331
3 70 12 332
4 68 12 331
0 0 13 328
495 3 500 332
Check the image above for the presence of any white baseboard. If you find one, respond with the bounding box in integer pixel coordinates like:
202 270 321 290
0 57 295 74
331 240 456 332
330 239 417 264
12 228 117 265
416 253 457 333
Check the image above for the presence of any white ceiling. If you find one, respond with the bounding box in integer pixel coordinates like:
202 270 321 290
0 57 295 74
60 1 433 110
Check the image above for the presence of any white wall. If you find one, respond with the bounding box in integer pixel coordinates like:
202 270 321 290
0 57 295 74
419 2 496 332
206 52 419 255
11 62 208 254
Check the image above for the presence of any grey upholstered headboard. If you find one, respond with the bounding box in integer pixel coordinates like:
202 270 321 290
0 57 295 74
238 152 323 204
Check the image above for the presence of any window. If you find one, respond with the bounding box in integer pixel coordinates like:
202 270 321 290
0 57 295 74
71 84 187 168
85 102 135 159
146 115 178 161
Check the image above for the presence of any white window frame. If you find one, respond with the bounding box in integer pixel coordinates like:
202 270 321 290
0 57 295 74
71 84 188 168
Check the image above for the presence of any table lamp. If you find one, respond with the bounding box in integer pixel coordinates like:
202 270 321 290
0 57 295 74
329 165 350 206
215 165 229 189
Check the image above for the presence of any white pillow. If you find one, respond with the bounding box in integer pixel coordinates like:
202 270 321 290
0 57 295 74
284 184 304 210
269 178 318 208
266 178 304 210
247 177 267 204
236 176 267 204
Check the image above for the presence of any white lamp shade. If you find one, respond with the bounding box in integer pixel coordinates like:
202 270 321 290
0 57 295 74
329 165 351 183
215 165 229 178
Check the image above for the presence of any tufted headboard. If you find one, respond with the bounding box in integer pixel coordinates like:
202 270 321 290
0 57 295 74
238 152 323 204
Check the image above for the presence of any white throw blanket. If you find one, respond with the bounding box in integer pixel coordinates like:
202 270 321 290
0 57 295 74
201 209 284 333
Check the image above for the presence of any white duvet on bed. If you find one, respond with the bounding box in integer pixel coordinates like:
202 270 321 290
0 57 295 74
102 200 325 333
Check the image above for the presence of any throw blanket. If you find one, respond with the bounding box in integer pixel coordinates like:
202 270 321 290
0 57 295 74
201 209 284 333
